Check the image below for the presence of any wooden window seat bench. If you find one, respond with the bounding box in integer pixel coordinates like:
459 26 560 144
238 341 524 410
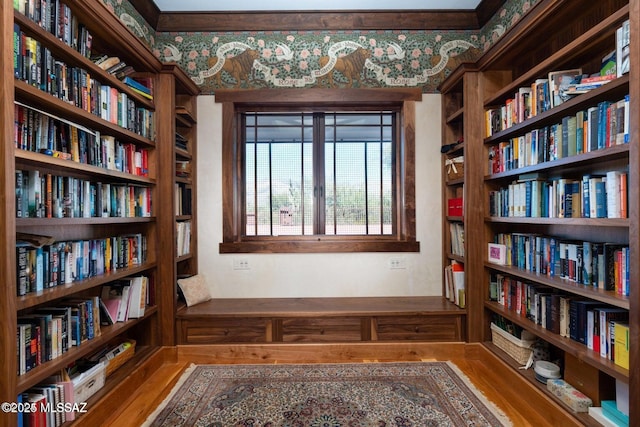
176 296 466 344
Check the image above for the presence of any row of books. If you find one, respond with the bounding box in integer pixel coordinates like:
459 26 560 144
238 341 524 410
489 171 628 219
490 233 629 295
121 76 153 100
17 276 146 378
449 222 464 257
14 104 150 176
176 220 191 257
484 55 627 139
488 97 629 173
444 260 465 308
14 0 93 59
100 277 148 324
489 275 629 367
17 370 79 426
16 170 152 219
13 26 155 139
16 233 147 296
175 131 189 151
175 183 192 216
17 296 102 375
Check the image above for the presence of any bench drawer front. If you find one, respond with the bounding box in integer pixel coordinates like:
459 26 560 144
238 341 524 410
373 316 463 341
179 318 270 344
280 317 366 342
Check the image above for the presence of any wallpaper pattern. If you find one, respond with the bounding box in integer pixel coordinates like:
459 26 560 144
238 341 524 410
102 0 537 94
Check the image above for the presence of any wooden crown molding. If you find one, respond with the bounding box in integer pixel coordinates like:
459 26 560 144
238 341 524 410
135 0 504 32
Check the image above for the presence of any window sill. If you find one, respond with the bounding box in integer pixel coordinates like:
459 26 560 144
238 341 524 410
219 239 420 253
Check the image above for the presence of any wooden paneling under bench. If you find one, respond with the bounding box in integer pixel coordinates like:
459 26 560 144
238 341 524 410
176 296 466 344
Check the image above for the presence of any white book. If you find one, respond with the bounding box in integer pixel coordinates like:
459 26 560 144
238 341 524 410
127 276 147 318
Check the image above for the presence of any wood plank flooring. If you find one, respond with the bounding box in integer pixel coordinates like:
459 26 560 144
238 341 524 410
99 343 582 427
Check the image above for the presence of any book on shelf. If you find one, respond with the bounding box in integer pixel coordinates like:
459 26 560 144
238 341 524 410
126 276 148 318
601 400 630 426
176 220 192 257
548 68 582 108
444 260 465 308
101 281 132 322
613 322 629 369
449 222 464 257
489 170 628 220
128 86 153 100
99 298 118 326
175 132 189 150
588 407 624 427
597 308 628 360
616 19 630 78
490 232 629 295
600 49 617 77
122 76 152 96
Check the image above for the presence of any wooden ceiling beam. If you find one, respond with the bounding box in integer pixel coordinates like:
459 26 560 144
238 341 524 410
133 0 505 32
156 10 479 32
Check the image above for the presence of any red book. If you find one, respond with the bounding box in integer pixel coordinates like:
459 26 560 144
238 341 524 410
619 172 627 218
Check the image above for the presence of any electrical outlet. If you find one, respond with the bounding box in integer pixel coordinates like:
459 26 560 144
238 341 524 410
389 257 406 269
233 258 250 270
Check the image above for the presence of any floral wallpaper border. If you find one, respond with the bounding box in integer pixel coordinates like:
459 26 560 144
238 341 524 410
102 0 538 94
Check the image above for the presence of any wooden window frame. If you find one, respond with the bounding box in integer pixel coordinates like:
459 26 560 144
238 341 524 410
216 88 422 253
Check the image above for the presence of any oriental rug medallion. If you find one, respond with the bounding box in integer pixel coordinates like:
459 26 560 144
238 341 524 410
144 362 511 427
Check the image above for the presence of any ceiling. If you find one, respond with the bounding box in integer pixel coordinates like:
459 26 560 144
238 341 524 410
152 0 483 12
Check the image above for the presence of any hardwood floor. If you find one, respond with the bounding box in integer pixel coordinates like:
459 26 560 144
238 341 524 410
98 343 582 427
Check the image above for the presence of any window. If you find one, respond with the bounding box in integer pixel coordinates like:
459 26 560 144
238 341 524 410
244 111 394 237
217 88 421 253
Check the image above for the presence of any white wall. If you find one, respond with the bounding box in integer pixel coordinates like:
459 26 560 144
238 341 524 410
197 94 442 298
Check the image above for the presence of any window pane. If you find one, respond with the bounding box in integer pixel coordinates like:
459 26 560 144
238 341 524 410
244 111 393 237
325 114 393 235
245 114 313 236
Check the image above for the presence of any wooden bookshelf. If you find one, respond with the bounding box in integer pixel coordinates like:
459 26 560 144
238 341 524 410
0 1 190 424
156 63 199 346
439 0 638 423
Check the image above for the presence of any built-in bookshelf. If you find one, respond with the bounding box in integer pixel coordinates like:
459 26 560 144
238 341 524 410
156 63 199 346
439 63 500 341
0 1 175 424
441 0 637 424
440 66 466 312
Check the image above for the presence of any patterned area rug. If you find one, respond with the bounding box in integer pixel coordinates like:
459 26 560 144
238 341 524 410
144 362 511 426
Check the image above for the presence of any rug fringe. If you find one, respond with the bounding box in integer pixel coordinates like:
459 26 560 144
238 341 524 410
445 361 514 427
140 363 198 427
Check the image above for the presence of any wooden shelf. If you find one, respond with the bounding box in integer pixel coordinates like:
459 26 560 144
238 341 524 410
483 341 603 427
485 302 628 382
3 2 170 424
15 80 156 148
485 75 629 145
485 263 629 309
16 308 157 391
445 1 638 422
16 262 157 311
15 150 156 184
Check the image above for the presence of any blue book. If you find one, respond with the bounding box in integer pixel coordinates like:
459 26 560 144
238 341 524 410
525 181 532 217
582 175 590 218
595 179 607 218
35 247 44 292
17 393 23 427
624 95 630 143
601 400 629 426
597 101 610 149
549 238 557 277
582 242 593 286
14 23 21 79
624 247 629 296
122 76 151 95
